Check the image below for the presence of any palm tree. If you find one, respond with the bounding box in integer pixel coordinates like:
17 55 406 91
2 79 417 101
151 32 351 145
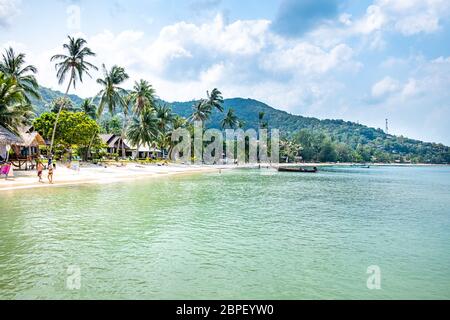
96 64 129 116
96 65 129 158
190 88 224 123
258 111 268 129
80 98 97 120
0 72 33 133
172 115 187 130
206 88 224 113
221 109 239 129
190 100 211 122
155 103 175 133
154 104 175 158
128 80 156 116
49 36 97 154
0 47 40 102
127 109 160 160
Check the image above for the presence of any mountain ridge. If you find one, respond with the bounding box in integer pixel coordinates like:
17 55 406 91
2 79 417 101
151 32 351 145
32 86 450 163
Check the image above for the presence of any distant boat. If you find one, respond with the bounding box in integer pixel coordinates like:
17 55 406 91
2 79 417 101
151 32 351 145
352 164 371 169
277 167 318 173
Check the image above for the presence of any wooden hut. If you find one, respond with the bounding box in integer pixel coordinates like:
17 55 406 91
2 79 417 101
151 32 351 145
0 125 23 162
10 126 46 170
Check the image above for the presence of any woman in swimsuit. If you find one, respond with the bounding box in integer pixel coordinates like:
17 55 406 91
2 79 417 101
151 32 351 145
48 163 54 184
37 161 44 182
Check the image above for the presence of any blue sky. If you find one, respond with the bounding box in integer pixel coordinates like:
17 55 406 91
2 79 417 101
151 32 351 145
1 0 450 144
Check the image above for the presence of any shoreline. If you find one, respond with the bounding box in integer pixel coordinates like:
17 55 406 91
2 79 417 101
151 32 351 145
1 162 447 192
0 163 244 192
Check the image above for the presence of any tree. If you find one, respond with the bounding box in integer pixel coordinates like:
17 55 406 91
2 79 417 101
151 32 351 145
128 80 156 116
49 36 97 154
96 65 129 158
155 103 175 133
190 88 224 123
100 115 122 135
96 64 129 116
206 88 224 113
0 72 33 133
50 97 78 113
190 100 212 122
280 140 302 163
221 109 239 129
33 111 100 161
172 115 187 130
258 111 268 129
318 139 338 162
0 47 40 102
80 98 97 120
127 109 160 160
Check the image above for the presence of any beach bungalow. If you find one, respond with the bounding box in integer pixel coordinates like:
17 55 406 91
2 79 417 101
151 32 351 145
123 140 163 159
100 134 133 157
8 126 46 170
0 125 23 162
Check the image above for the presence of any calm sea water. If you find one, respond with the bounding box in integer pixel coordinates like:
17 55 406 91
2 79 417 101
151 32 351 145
0 166 449 299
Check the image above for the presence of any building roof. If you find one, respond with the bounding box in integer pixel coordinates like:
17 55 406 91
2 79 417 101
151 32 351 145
100 134 131 149
123 139 162 153
0 125 23 146
16 126 46 147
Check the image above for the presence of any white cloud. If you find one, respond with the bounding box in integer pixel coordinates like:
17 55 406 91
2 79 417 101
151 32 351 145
353 0 450 36
371 76 400 98
0 0 20 27
353 5 387 35
262 43 358 75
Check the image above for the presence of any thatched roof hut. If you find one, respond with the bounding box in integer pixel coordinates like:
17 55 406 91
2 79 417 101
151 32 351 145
16 127 46 147
0 125 23 146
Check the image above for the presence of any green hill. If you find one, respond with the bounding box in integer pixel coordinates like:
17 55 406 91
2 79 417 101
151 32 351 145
32 87 450 164
32 87 84 114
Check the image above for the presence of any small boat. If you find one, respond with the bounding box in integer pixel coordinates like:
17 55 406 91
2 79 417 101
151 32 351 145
277 166 318 173
352 164 371 169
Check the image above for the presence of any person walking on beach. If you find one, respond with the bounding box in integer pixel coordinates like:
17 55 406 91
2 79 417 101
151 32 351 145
37 161 44 183
48 163 54 184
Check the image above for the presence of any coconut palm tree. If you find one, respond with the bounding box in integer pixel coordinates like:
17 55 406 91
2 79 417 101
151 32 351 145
49 36 97 154
172 115 188 130
190 88 224 123
128 80 156 117
0 72 33 133
221 109 239 129
206 88 224 113
190 100 211 122
96 64 129 116
96 65 129 158
127 109 160 160
155 103 175 133
80 98 97 120
258 111 268 129
0 47 40 103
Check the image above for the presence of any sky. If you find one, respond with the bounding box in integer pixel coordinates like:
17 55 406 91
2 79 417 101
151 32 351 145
1 0 450 144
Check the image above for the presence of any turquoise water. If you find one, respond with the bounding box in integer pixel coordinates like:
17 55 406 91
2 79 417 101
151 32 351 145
0 166 449 299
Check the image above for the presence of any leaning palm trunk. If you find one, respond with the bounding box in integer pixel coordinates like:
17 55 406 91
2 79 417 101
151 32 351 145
49 78 72 155
121 114 128 159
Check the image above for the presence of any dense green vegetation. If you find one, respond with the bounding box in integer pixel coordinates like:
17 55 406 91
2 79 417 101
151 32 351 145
29 88 450 164
4 36 447 165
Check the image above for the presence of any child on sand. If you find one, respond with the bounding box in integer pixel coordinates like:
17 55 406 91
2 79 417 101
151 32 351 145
48 163 54 184
37 161 44 183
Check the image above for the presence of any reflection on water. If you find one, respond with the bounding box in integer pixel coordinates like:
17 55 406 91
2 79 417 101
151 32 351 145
1 166 450 299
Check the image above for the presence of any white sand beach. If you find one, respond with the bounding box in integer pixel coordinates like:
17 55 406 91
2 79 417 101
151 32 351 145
0 162 245 191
